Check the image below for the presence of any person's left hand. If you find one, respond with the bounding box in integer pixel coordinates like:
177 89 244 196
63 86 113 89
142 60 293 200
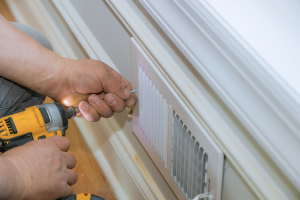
45 58 136 122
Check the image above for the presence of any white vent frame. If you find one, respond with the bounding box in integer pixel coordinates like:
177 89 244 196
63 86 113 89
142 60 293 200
131 38 223 200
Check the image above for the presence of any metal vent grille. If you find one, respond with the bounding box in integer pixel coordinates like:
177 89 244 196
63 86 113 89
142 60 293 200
131 38 223 200
172 113 209 200
138 66 169 167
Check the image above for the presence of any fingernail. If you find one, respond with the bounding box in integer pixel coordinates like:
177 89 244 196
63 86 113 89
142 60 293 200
106 96 116 105
89 95 99 104
124 89 130 96
81 102 88 110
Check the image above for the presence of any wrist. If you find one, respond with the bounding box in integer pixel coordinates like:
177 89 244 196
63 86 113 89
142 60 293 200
41 57 73 100
33 54 67 96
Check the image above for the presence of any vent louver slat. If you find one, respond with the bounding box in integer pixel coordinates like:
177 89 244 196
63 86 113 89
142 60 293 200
162 98 168 166
172 114 179 178
138 66 169 167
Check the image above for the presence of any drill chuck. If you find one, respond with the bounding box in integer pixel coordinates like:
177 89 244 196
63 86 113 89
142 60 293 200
65 107 76 119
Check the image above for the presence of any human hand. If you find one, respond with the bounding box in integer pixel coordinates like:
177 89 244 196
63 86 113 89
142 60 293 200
48 59 136 122
0 136 77 200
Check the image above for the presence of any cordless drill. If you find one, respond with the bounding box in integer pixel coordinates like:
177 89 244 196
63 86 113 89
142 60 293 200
0 102 74 152
0 102 105 200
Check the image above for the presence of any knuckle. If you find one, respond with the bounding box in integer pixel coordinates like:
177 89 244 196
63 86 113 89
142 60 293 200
53 177 65 192
73 171 79 182
53 152 64 164
71 154 77 165
62 137 71 149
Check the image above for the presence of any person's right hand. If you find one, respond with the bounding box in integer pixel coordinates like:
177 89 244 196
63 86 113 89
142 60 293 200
45 59 137 122
0 136 77 200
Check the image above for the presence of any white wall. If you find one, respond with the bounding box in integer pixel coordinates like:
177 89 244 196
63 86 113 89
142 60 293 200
71 0 132 81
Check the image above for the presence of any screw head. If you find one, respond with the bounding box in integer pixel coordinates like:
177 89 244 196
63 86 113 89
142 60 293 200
54 132 57 136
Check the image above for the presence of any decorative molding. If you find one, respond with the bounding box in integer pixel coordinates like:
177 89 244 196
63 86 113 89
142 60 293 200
138 0 300 195
74 117 156 200
103 0 298 199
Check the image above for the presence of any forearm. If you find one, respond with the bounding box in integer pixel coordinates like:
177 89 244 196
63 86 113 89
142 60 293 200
0 156 23 200
0 14 64 95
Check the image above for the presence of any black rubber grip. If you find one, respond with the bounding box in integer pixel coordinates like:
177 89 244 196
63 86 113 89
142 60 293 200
57 194 76 200
38 135 46 140
91 195 106 200
55 102 68 128
0 133 33 153
56 194 105 200
39 107 50 124
8 117 17 133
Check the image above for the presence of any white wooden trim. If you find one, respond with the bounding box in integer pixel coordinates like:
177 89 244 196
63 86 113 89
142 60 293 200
104 1 295 199
99 118 164 200
5 0 27 24
138 0 300 194
74 117 152 200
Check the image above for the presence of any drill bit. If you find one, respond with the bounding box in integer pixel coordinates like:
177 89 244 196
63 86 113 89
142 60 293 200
130 89 136 94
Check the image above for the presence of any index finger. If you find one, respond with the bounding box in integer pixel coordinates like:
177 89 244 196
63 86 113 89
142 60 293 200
125 84 137 108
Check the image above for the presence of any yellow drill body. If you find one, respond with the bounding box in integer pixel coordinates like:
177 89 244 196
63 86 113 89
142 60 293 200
0 106 62 141
0 103 72 153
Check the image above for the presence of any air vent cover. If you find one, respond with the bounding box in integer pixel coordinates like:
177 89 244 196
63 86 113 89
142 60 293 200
131 38 223 200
